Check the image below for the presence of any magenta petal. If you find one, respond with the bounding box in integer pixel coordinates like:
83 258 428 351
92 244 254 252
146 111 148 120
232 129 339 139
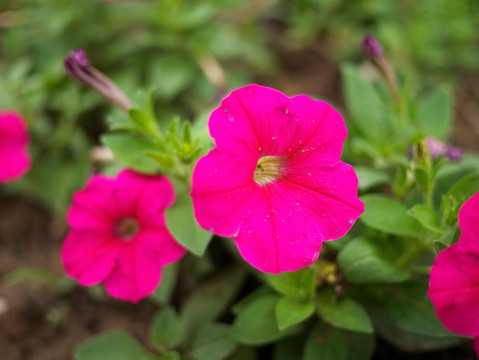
0 111 31 183
62 230 121 286
428 244 479 336
209 84 289 156
118 170 175 219
283 162 364 240
191 150 258 236
102 232 175 302
234 184 325 273
457 193 479 254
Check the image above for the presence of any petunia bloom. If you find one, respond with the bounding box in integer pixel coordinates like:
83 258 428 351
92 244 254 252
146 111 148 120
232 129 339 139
191 84 363 274
428 192 479 352
62 169 186 302
0 110 31 183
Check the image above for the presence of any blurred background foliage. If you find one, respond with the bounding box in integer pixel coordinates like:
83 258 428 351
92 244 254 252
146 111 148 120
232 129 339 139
0 0 478 213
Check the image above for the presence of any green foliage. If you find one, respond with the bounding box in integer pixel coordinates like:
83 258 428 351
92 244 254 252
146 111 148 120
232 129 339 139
74 331 156 360
165 184 213 256
232 293 290 345
149 306 182 350
360 195 420 237
317 290 373 334
275 296 315 330
337 237 410 283
416 87 453 140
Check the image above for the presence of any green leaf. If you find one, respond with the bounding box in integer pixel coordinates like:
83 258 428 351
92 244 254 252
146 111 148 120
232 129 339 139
355 166 390 191
152 55 197 101
181 267 245 339
340 63 384 139
129 108 158 135
232 294 289 345
149 306 182 350
275 296 315 330
165 186 212 256
447 173 479 204
265 267 316 300
316 291 373 333
382 281 454 337
151 262 180 304
74 331 156 360
417 87 452 140
360 194 421 237
102 133 162 174
190 323 237 360
406 204 446 234
337 237 410 283
273 336 304 360
303 323 348 360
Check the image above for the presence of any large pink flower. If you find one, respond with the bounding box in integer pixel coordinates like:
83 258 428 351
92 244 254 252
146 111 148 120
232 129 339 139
0 110 31 183
62 170 186 302
428 192 479 351
191 84 363 274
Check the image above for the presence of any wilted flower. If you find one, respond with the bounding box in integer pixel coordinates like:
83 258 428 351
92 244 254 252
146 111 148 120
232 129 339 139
64 48 132 111
428 192 479 354
62 170 186 302
0 110 31 183
191 84 363 274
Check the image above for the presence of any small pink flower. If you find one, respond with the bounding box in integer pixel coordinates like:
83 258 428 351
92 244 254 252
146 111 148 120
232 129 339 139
428 192 479 351
62 170 186 302
0 110 31 183
191 84 363 274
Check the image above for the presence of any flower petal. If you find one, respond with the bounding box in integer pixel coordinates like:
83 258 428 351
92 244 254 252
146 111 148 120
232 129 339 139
61 229 121 286
191 149 258 237
234 183 325 274
102 229 184 302
428 243 479 336
283 161 364 240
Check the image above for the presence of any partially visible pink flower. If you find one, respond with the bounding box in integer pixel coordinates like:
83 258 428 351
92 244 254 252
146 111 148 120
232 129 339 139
191 84 363 274
62 169 186 302
0 110 31 183
428 192 479 352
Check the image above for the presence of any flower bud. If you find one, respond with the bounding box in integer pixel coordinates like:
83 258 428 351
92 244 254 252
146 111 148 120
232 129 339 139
64 48 132 112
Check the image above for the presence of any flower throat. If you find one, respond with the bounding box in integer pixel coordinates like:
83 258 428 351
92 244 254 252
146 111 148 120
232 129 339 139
254 155 284 186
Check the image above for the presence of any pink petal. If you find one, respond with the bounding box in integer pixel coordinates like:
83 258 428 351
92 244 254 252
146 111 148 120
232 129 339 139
233 183 324 273
102 230 185 302
427 243 479 336
0 111 31 183
191 149 258 237
457 192 479 254
67 175 118 229
0 146 31 183
209 84 288 157
62 229 122 286
118 170 175 219
282 161 364 240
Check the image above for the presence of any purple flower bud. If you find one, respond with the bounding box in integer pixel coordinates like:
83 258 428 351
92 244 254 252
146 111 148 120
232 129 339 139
64 48 132 112
425 137 463 162
362 35 383 63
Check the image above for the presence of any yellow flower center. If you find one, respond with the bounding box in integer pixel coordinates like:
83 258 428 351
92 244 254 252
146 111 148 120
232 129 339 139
254 156 284 186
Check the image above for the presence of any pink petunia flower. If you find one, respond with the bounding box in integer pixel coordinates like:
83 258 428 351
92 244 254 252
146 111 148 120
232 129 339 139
191 84 364 274
428 192 479 352
62 169 186 302
0 110 31 183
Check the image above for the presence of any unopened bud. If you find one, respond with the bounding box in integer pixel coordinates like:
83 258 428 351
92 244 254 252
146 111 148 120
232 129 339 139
64 48 132 112
362 35 383 63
